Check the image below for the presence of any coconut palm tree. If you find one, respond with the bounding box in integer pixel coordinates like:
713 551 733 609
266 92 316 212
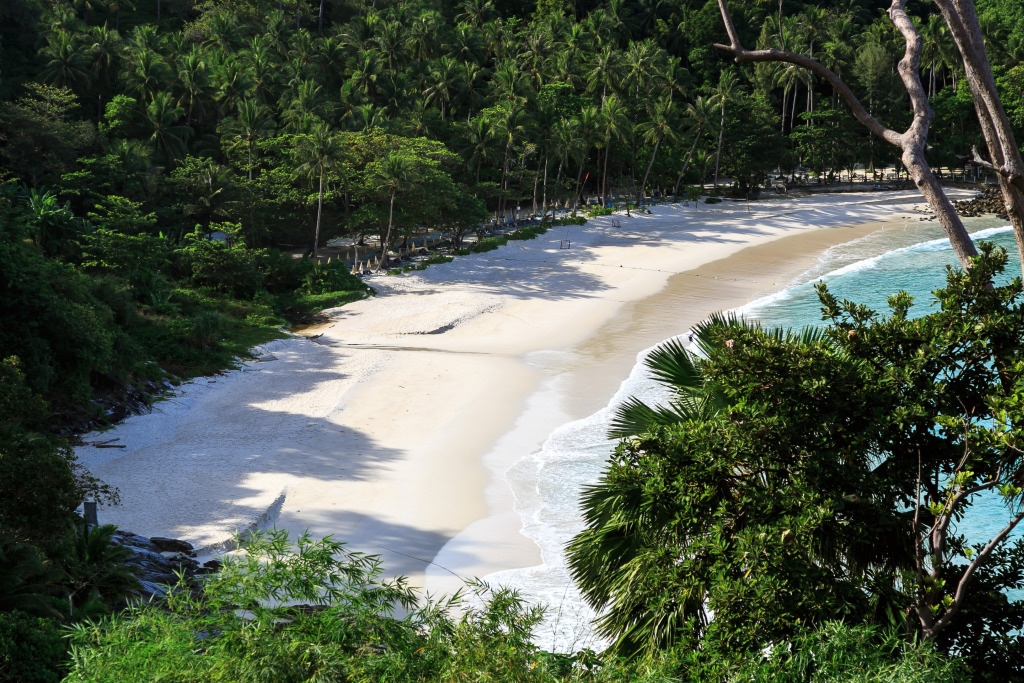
121 46 171 102
144 91 190 164
597 94 630 203
459 114 497 185
712 70 741 191
218 99 275 180
673 95 716 196
425 56 463 121
635 94 678 204
587 43 626 101
297 122 339 259
369 151 413 271
38 31 91 91
176 48 211 127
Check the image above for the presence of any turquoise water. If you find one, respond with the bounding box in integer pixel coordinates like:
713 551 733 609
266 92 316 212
744 220 1023 582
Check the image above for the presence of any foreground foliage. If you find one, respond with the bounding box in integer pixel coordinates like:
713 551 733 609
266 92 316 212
569 246 1024 677
61 530 963 683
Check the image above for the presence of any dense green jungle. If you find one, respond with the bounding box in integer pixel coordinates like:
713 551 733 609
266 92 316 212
3 0 1024 680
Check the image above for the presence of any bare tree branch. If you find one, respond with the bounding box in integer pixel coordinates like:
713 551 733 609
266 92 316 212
714 0 978 268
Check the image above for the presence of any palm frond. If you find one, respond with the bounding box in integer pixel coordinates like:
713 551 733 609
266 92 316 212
609 396 695 438
643 337 701 390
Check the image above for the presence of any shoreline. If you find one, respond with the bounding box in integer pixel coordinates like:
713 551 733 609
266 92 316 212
76 190 973 588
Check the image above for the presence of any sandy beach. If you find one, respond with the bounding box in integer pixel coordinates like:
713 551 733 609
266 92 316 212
77 189 971 590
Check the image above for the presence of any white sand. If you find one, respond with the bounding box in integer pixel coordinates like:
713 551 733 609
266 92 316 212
77 190 970 585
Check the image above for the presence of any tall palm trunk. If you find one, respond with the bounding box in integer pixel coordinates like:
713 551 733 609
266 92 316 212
674 127 703 196
601 141 611 205
639 137 661 204
313 168 324 258
377 191 396 272
572 162 586 216
551 156 565 219
713 99 726 190
781 87 788 132
540 158 549 220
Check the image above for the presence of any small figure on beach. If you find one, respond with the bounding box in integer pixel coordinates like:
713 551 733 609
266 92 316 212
687 332 694 343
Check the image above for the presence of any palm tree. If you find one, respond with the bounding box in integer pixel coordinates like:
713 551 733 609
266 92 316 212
218 99 275 180
369 151 413 272
587 44 626 101
673 96 716 196
636 94 678 204
459 114 496 185
344 103 387 132
144 91 190 164
598 94 630 204
567 331 726 656
425 56 463 121
176 48 210 127
38 31 91 91
120 47 170 102
550 117 585 215
297 122 339 259
280 80 329 133
210 54 254 120
86 23 122 97
712 70 741 191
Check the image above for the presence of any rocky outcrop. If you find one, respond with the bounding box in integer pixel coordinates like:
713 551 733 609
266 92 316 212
112 531 221 601
953 187 1008 219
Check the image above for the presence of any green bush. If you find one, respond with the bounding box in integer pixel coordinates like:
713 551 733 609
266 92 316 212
173 229 264 300
0 611 68 683
549 216 587 226
302 259 367 295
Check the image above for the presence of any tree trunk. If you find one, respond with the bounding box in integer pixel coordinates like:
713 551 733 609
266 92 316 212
319 0 325 33
713 102 725 191
639 137 660 205
602 141 611 206
553 157 564 217
541 158 549 221
572 163 585 216
674 128 702 196
313 168 324 259
532 156 543 216
156 0 161 21
714 0 977 269
932 0 1024 266
377 191 396 272
781 87 788 132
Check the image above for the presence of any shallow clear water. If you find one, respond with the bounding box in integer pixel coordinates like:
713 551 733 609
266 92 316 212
489 216 1021 652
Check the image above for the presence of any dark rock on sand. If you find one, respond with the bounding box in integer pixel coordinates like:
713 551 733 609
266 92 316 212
953 187 1008 219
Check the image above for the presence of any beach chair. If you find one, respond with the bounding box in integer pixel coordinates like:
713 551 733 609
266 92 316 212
611 218 622 229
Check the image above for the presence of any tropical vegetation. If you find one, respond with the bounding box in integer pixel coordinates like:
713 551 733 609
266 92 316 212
3 0 1024 680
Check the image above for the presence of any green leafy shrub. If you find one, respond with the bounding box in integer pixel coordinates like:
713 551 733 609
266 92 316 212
0 610 67 683
79 229 171 300
61 530 561 682
549 216 587 226
173 229 264 300
0 357 117 545
302 259 367 295
734 622 966 682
